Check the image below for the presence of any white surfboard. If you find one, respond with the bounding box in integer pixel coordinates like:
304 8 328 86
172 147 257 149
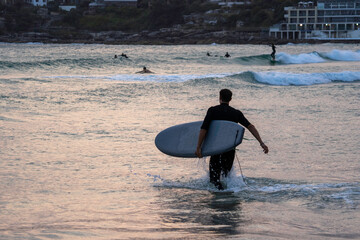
155 120 245 158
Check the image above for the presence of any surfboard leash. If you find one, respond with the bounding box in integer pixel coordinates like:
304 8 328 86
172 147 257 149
234 130 254 188
235 149 250 188
233 130 248 186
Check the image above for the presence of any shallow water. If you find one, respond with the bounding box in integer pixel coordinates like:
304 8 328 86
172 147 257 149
0 42 359 239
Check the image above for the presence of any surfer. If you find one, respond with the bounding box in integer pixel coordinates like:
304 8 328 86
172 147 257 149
224 52 231 58
136 67 154 74
195 89 269 190
207 52 211 56
270 43 276 60
121 53 129 59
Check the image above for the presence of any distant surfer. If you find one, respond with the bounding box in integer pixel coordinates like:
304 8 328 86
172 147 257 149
121 53 129 59
270 43 276 60
195 89 269 190
207 52 211 56
224 52 231 58
114 55 118 58
136 67 154 74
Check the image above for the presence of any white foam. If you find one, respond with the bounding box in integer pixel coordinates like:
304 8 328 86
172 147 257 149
223 174 247 192
42 75 92 79
276 49 360 64
323 49 360 61
42 73 232 82
152 171 247 193
253 71 360 86
256 182 359 207
277 52 326 64
257 183 299 193
105 73 231 82
41 73 228 82
25 42 44 45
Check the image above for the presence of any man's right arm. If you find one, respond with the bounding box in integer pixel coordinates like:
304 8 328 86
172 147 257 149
195 129 207 158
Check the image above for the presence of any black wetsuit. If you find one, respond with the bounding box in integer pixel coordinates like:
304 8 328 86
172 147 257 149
201 103 251 189
271 44 276 60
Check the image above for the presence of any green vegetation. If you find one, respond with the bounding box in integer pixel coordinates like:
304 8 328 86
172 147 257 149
1 1 40 32
0 0 300 33
226 0 298 28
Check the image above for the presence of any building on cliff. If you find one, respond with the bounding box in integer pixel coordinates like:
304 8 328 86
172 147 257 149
23 0 47 6
101 0 137 7
89 0 137 8
208 0 251 6
4 0 137 8
269 0 360 40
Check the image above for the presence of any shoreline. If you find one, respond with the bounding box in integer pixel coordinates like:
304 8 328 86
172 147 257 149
1 38 359 45
1 30 360 45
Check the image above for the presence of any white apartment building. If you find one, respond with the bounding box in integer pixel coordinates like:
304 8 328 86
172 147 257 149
208 0 251 6
269 0 360 40
102 0 137 6
21 0 136 9
24 0 47 7
89 0 137 8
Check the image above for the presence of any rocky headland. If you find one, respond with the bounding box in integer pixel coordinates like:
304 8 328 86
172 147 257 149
2 28 357 45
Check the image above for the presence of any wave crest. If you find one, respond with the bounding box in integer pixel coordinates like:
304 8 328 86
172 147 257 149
277 51 326 64
234 49 360 65
42 71 360 86
322 49 360 61
252 71 360 86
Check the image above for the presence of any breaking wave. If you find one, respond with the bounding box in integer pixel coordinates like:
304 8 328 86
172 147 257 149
251 71 360 85
0 57 125 70
276 51 326 64
41 70 360 86
43 73 233 83
322 49 360 61
1 49 359 71
235 49 360 65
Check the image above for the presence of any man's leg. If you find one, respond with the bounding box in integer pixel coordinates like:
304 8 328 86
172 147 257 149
221 150 235 177
209 155 223 190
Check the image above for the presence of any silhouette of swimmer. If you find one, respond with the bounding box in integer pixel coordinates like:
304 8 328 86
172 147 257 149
121 53 128 58
270 43 276 60
224 52 230 58
114 55 118 58
207 52 219 57
136 67 154 74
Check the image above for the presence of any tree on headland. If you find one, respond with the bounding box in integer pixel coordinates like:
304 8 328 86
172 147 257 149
147 0 186 29
0 0 300 34
1 1 39 32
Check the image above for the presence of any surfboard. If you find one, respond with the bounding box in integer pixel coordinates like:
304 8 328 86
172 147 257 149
155 120 245 158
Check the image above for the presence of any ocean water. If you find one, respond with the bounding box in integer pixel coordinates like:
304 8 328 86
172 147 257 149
0 42 359 239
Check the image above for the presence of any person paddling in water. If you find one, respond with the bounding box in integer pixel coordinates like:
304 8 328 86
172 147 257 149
121 53 129 59
270 43 276 60
136 67 154 74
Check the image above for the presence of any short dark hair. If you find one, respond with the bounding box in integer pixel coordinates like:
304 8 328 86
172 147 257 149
220 89 232 102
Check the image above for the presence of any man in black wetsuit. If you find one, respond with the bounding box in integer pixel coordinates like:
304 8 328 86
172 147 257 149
270 43 276 60
195 89 269 190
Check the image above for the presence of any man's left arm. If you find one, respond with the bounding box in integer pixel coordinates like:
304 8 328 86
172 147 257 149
247 124 269 154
